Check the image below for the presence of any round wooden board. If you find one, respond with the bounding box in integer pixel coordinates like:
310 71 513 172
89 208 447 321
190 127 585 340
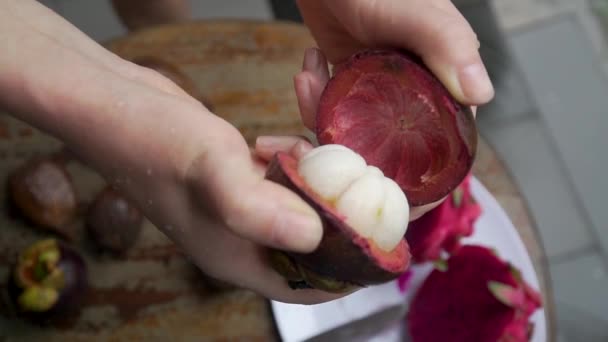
106 19 318 146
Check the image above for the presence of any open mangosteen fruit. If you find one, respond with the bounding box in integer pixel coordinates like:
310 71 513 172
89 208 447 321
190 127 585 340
8 157 78 238
7 239 88 319
316 49 477 206
264 49 478 293
266 144 411 293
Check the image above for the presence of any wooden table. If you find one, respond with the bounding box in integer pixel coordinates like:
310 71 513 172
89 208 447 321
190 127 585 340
0 20 555 341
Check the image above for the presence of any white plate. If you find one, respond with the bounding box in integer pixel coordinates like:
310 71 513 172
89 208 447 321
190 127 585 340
271 177 547 342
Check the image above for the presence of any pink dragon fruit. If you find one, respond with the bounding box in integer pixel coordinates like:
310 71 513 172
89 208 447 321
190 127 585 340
407 245 543 342
405 174 482 263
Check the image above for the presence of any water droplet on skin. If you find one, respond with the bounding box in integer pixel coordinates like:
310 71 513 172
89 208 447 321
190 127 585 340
146 168 152 176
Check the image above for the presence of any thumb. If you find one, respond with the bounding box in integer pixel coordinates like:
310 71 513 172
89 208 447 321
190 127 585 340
186 129 323 253
326 0 495 105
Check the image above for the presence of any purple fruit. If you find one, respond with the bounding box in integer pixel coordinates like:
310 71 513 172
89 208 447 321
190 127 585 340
8 157 78 238
86 186 143 254
8 239 87 317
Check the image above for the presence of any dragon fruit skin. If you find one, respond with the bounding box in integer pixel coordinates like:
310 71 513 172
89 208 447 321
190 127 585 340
405 174 482 263
407 245 543 342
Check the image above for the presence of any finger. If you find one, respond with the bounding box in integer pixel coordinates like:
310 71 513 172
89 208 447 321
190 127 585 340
222 178 323 253
323 0 495 105
290 139 315 160
182 224 352 304
294 48 330 130
186 137 323 253
255 135 314 162
302 48 330 105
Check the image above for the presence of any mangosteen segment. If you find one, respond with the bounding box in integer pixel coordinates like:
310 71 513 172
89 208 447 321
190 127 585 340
296 144 410 252
316 49 477 206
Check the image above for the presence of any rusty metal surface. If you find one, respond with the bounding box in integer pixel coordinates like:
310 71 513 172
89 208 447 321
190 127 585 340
0 19 555 340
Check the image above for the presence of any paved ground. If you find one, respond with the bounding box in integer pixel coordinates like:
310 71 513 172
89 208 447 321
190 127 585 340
35 0 608 340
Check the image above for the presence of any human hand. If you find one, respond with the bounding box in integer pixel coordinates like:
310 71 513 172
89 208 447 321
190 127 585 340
296 0 495 106
294 0 493 219
0 1 343 304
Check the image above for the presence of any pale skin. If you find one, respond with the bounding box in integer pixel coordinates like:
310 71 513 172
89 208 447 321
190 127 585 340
0 0 493 304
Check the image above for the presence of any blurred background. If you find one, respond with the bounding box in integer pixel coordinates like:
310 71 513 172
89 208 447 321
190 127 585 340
35 0 608 340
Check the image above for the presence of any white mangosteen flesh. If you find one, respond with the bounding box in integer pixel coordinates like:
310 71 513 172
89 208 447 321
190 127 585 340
297 144 410 251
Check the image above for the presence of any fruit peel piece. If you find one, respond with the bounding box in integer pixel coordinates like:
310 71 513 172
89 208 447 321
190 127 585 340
407 245 543 342
265 151 410 292
316 49 477 206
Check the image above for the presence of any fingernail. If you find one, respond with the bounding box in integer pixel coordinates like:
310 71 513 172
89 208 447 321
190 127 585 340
458 63 494 103
256 136 283 148
303 47 323 73
291 140 314 160
294 72 313 104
